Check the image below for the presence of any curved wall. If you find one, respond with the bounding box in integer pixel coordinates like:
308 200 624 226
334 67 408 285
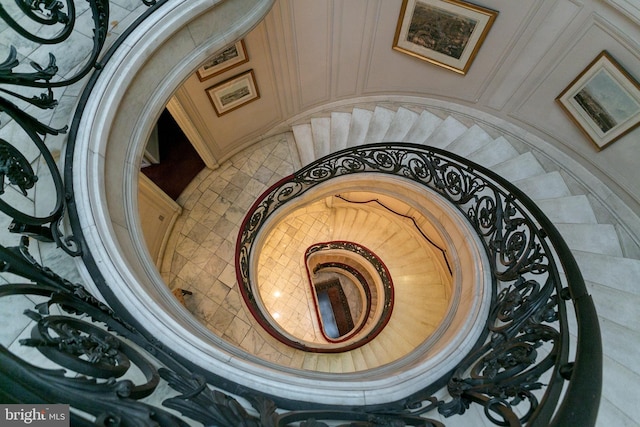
68 0 640 412
71 0 492 406
172 0 640 217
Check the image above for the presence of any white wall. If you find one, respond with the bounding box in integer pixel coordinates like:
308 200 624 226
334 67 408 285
177 0 640 211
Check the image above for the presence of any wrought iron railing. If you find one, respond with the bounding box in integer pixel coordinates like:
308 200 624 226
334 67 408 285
236 143 602 426
303 240 394 348
0 1 601 426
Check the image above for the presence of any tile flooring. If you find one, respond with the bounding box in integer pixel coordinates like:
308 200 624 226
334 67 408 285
161 134 301 360
160 132 452 370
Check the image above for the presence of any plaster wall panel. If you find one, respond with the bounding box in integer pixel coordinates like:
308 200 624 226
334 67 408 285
263 0 299 116
333 0 372 99
178 22 283 162
291 0 332 108
485 0 583 110
512 16 640 205
363 1 535 103
603 0 640 25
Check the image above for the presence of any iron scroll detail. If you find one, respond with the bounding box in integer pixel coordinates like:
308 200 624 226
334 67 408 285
1 0 600 424
235 143 600 426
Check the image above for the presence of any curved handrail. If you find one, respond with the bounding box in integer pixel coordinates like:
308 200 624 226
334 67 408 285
235 142 601 426
303 241 394 348
0 0 600 424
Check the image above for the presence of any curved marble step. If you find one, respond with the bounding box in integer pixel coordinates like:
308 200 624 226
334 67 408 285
255 201 450 372
290 104 639 425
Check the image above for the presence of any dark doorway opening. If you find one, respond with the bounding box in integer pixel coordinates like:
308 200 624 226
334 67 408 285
141 109 206 200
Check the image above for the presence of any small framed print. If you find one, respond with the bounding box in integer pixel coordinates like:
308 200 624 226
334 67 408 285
393 0 497 75
206 69 260 117
197 40 249 81
557 51 640 151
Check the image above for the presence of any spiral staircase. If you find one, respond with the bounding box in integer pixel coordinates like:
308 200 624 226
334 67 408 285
285 103 639 425
154 100 640 425
1 0 639 424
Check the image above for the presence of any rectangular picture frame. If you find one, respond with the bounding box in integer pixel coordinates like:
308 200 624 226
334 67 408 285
197 40 249 81
206 69 260 117
393 0 497 75
556 51 640 151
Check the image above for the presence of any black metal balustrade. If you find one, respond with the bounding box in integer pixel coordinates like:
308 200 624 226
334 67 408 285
0 1 601 426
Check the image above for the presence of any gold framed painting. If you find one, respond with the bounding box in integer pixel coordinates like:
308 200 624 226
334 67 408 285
556 51 640 151
206 69 260 117
393 0 498 75
197 40 249 81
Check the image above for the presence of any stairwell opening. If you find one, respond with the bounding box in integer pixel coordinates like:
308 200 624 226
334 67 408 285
68 0 496 396
237 173 492 370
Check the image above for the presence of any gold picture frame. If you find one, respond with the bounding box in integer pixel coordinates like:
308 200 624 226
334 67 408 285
556 51 640 151
206 69 260 117
197 40 249 81
393 0 497 75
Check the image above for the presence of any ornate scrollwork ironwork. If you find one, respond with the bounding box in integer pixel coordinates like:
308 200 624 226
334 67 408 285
1 0 599 422
0 0 121 252
235 143 596 426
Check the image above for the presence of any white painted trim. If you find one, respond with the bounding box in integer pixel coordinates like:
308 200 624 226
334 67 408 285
166 95 220 170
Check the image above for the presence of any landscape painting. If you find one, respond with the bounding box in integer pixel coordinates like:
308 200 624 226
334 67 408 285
408 3 477 60
206 70 260 117
393 0 497 74
557 51 640 150
197 40 248 81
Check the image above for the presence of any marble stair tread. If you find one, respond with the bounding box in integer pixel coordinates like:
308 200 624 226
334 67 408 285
346 210 373 242
364 106 396 144
596 397 636 427
572 250 640 296
445 124 494 157
339 351 356 373
555 223 623 256
288 349 306 369
392 273 447 290
375 330 417 360
535 195 598 224
383 107 419 142
394 301 446 324
381 320 423 348
490 152 546 182
366 335 399 364
311 117 331 160
327 353 344 373
585 280 640 327
467 136 519 167
598 317 640 377
512 171 571 200
292 123 315 166
349 347 368 371
315 354 332 373
423 116 467 149
601 356 640 421
388 260 442 275
333 208 359 238
403 109 443 143
347 108 374 147
302 352 319 371
331 112 352 152
359 342 383 368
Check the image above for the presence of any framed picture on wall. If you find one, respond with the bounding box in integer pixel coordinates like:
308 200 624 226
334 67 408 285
556 51 640 151
392 0 498 75
206 69 260 116
197 40 249 81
